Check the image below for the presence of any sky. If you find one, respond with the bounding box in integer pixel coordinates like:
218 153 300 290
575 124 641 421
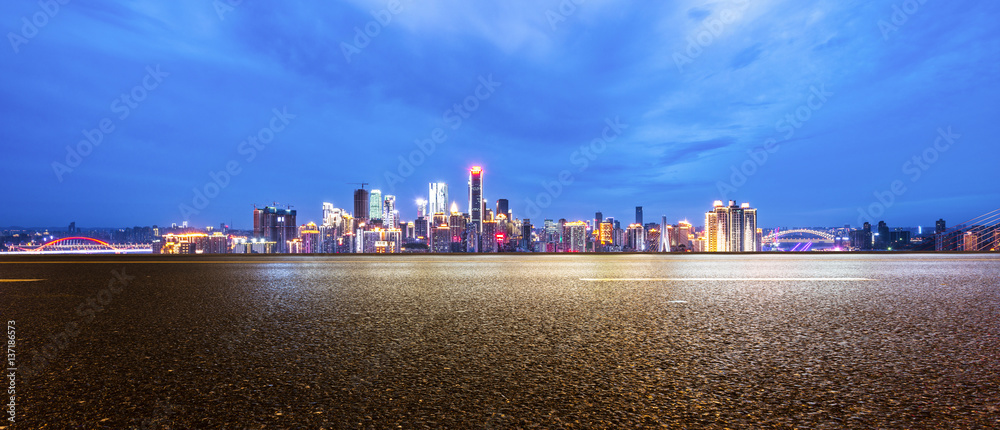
2 0 998 229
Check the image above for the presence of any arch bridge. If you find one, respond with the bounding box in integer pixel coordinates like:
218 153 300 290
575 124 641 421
764 229 836 243
14 237 151 254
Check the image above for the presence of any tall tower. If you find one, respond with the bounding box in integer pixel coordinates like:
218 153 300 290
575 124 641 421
659 215 669 252
383 195 397 229
429 182 449 215
253 206 297 253
496 199 509 220
353 189 370 222
705 200 758 252
369 189 383 222
635 206 643 226
468 166 483 233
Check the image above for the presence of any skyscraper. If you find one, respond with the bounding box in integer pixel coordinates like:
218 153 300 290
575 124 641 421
369 189 383 223
626 223 645 251
416 198 428 219
253 206 297 253
468 166 484 234
563 221 587 252
353 188 369 222
496 199 509 220
635 207 643 226
704 201 759 252
429 182 448 215
935 219 947 234
383 195 397 229
322 203 336 225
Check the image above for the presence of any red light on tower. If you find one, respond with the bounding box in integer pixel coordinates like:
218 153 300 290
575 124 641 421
471 166 482 174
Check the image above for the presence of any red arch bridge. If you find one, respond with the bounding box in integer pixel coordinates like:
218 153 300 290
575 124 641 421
11 237 152 254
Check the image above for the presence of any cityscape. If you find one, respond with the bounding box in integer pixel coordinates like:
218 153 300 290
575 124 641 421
3 1 999 428
3 164 998 255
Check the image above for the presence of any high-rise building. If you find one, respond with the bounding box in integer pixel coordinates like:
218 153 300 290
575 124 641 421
563 221 587 252
369 189 383 222
595 211 603 227
935 219 947 234
876 221 890 250
626 223 645 251
599 221 613 246
481 220 498 252
521 219 532 250
253 206 297 253
429 182 448 215
353 189 370 222
704 201 758 252
383 195 397 229
295 222 321 253
431 221 451 253
416 198 428 219
414 216 428 243
468 166 484 234
322 203 336 225
963 231 980 251
635 207 643 226
496 199 509 220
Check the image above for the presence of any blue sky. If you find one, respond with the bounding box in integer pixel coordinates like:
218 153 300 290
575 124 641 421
2 0 998 229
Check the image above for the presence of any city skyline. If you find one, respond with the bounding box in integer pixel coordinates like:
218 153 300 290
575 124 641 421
2 2 999 228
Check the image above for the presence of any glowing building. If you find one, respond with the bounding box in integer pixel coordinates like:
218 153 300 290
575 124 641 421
468 166 484 234
253 206 297 253
704 201 759 252
563 221 587 253
429 182 449 216
369 189 383 223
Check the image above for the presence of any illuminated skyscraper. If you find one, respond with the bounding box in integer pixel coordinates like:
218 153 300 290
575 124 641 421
635 207 643 225
353 189 369 222
383 195 397 229
704 201 759 252
626 223 645 251
481 220 498 252
429 182 448 215
253 206 297 253
322 203 336 225
369 189 383 223
468 166 484 233
563 221 587 252
416 198 428 219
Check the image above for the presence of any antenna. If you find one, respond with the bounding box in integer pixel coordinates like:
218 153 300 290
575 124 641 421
347 182 369 190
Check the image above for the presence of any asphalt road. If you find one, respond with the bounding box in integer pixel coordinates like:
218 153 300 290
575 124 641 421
1 253 998 428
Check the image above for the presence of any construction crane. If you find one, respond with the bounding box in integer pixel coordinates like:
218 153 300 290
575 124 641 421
347 182 369 190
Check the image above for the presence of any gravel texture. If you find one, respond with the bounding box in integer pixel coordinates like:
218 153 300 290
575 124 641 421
1 253 998 428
